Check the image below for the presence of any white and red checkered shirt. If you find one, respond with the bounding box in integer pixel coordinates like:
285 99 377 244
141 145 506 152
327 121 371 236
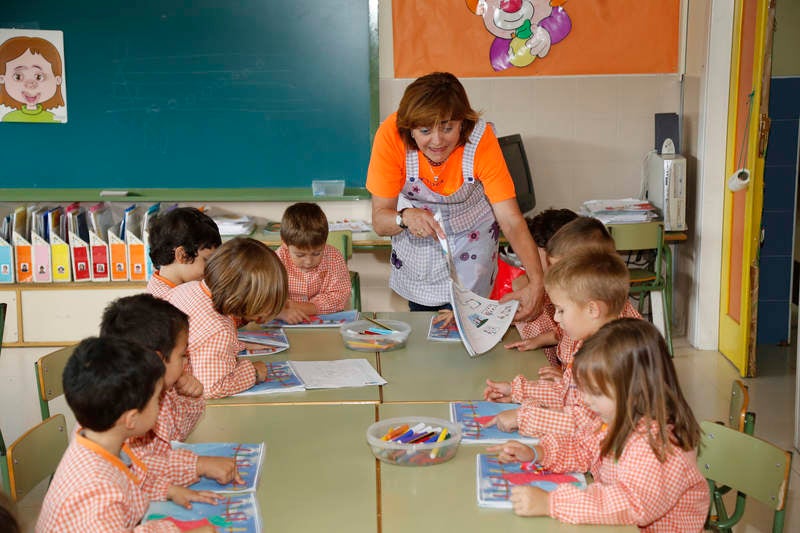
277 243 351 314
542 421 709 532
167 280 256 399
146 271 177 300
515 293 559 365
37 431 179 532
512 302 643 436
128 387 205 486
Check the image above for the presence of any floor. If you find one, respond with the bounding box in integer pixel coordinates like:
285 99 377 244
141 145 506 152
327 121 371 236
7 336 800 532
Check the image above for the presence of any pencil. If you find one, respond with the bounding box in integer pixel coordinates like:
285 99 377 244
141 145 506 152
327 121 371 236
363 315 395 332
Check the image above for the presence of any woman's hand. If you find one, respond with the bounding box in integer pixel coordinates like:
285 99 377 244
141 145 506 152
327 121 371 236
401 207 444 239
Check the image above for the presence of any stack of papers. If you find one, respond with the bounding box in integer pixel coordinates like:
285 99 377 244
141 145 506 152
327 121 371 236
206 209 255 235
581 198 660 224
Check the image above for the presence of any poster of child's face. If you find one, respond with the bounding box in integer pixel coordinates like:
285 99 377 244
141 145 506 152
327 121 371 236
0 29 67 123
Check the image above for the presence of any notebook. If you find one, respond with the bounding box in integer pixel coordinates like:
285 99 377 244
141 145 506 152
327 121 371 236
143 492 261 532
170 441 265 493
238 327 290 356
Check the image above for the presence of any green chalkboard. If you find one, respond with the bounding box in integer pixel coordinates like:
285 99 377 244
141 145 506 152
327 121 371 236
0 1 377 191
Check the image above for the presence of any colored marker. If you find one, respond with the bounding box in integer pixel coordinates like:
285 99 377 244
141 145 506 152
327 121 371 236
430 427 449 459
382 424 409 441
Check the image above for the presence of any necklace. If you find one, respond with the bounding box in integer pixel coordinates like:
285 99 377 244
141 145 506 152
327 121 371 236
425 155 449 185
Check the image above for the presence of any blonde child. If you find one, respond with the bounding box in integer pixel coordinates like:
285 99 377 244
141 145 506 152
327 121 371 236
487 319 708 531
146 207 222 298
485 251 641 437
275 202 351 324
506 215 621 359
100 294 242 489
37 337 219 532
167 237 288 399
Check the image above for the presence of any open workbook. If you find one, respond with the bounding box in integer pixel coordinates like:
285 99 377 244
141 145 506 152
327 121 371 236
142 441 265 531
234 359 386 397
237 327 290 356
476 453 587 508
450 401 539 445
433 216 519 357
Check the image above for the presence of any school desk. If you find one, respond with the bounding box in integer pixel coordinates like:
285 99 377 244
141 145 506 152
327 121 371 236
378 403 638 533
188 403 378 533
376 311 538 403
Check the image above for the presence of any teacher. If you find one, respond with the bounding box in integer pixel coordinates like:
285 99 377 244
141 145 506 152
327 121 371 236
367 72 544 321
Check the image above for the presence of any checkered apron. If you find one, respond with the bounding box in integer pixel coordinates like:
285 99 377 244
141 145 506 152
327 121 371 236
389 119 499 306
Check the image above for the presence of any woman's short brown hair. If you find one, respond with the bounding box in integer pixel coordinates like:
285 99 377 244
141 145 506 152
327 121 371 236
204 237 288 319
280 202 328 249
396 72 480 150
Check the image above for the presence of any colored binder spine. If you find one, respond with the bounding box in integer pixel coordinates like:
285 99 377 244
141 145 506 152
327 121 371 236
50 231 71 282
127 229 147 282
0 234 13 283
108 227 129 281
12 229 33 283
68 230 91 282
89 230 110 281
31 230 53 282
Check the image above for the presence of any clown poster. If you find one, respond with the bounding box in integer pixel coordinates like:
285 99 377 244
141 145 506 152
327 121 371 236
393 0 680 77
0 29 67 123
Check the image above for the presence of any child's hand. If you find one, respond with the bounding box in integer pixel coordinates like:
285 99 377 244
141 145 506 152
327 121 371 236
277 303 310 325
197 456 244 485
432 310 454 328
174 374 204 398
252 361 268 383
504 339 538 352
537 365 563 382
167 485 221 509
486 440 537 463
510 485 550 517
483 379 512 403
482 408 519 433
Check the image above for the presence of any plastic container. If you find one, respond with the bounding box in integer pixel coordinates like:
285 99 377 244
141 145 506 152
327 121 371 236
312 179 345 197
366 416 462 466
340 319 411 352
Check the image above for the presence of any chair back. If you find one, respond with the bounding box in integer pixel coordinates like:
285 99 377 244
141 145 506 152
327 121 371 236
326 230 361 311
35 345 75 420
728 380 752 433
698 421 791 531
6 414 69 502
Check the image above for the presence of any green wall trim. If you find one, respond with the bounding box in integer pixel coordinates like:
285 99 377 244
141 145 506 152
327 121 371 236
0 188 370 203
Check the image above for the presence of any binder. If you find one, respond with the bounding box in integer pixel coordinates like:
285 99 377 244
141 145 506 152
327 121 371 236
31 230 52 282
67 204 92 282
108 227 129 281
0 233 13 283
143 203 160 279
89 229 110 281
12 206 33 283
125 207 147 282
48 207 71 282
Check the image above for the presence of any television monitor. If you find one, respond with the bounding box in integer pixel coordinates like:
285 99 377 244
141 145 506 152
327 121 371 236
498 134 536 214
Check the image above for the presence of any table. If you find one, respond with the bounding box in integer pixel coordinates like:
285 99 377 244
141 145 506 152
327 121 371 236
188 312 637 532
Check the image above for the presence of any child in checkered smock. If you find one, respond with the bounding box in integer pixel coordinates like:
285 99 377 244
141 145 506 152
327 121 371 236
488 318 708 532
37 337 220 532
146 207 221 299
168 237 288 399
100 294 242 490
275 202 351 323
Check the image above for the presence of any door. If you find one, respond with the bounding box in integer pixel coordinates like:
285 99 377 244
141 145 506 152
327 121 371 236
718 0 776 377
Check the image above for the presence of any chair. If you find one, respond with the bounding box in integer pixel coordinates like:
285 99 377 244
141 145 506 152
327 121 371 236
697 420 792 532
606 221 672 355
326 230 362 311
728 379 755 435
35 345 75 421
5 414 69 502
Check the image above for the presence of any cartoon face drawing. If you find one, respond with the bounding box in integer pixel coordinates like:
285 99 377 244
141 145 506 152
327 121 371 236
1 48 62 110
469 0 550 39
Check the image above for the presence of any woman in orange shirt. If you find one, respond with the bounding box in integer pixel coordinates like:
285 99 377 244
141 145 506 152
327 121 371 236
366 72 543 319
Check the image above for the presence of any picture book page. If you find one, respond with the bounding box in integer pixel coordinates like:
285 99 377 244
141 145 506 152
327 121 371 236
170 441 265 493
450 401 539 445
449 280 518 357
477 454 586 508
234 361 305 396
262 310 358 328
143 492 261 532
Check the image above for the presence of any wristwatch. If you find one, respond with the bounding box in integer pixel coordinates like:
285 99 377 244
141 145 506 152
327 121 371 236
395 208 409 229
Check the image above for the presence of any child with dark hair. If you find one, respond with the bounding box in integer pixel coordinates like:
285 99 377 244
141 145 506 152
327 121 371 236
275 202 351 323
100 294 241 490
37 337 219 532
488 319 708 531
525 208 579 249
168 237 288 398
146 207 222 299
